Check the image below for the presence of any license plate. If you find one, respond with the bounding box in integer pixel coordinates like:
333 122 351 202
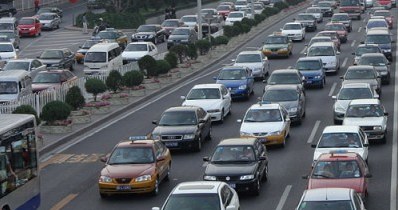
306 80 312 84
165 142 178 147
116 185 131 191
272 52 278 55
228 183 236 188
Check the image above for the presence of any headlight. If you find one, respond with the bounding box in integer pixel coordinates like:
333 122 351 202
334 106 345 113
151 134 160 140
267 131 282 136
383 49 391 53
314 75 322 79
29 27 35 31
373 126 382 131
148 35 154 38
183 134 195 139
131 34 136 38
99 176 113 183
207 109 220 113
238 85 247 90
135 175 152 182
240 175 255 180
204 175 217 181
289 107 298 112
240 131 252 136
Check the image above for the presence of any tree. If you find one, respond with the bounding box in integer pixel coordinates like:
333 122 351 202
138 55 157 77
169 45 188 63
164 52 178 68
106 70 123 93
156 60 171 75
85 78 107 101
122 71 144 88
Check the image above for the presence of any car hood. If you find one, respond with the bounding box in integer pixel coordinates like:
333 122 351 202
375 43 391 50
40 20 53 24
122 51 149 59
342 79 378 87
39 59 62 64
299 70 323 76
316 56 337 64
263 44 288 49
267 100 298 110
343 116 385 126
307 12 321 16
240 121 284 133
233 62 262 69
373 66 388 71
205 162 258 176
101 163 155 178
313 148 365 161
0 94 17 102
168 34 189 40
308 177 365 193
282 29 303 34
135 32 156 36
182 99 222 111
152 125 197 135
216 79 247 88
18 24 35 28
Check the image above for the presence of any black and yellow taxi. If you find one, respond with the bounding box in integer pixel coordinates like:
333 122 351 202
98 136 172 198
97 28 128 50
261 33 293 58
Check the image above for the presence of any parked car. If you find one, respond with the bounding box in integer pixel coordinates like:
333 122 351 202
131 24 167 44
232 51 269 79
167 27 197 49
122 42 158 64
0 30 19 49
31 69 77 93
97 28 128 50
352 44 382 65
214 66 254 99
17 17 41 37
358 53 390 84
37 48 75 71
261 33 293 58
281 22 306 41
75 39 102 64
340 65 381 95
305 42 340 73
295 57 326 88
2 59 46 79
38 12 61 30
331 13 352 32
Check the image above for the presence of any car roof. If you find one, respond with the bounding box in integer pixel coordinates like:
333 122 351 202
333 13 349 16
326 22 345 26
165 106 200 112
346 65 374 70
284 22 301 25
116 139 157 148
357 44 379 47
221 66 247 70
264 84 299 91
38 69 69 74
311 36 332 40
127 42 152 45
8 59 35 62
297 56 323 62
349 98 380 105
238 50 262 55
141 24 161 27
192 83 223 89
39 12 58 15
323 125 361 133
173 181 222 194
341 83 371 88
302 188 353 201
249 103 281 109
310 42 335 47
218 137 257 146
272 69 299 74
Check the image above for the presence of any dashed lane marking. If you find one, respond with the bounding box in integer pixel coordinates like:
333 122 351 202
307 120 321 144
328 82 337 97
275 185 292 210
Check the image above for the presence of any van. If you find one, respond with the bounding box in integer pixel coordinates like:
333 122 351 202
83 42 123 75
0 70 32 103
0 17 17 33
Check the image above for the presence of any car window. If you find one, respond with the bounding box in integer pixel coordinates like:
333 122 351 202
221 86 228 96
197 108 206 119
221 185 233 207
32 60 41 68
354 193 362 208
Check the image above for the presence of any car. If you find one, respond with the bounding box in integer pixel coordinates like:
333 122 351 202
216 4 234 19
372 10 393 29
235 0 249 10
311 125 369 163
315 31 341 50
305 42 340 73
324 23 348 43
281 22 306 41
262 85 306 124
38 12 61 30
214 66 254 99
366 18 389 33
265 69 305 92
338 0 362 19
2 59 46 79
151 106 212 152
181 84 232 122
180 15 205 28
368 6 386 15
0 30 19 49
232 51 269 79
249 3 265 14
75 39 102 64
97 28 128 50
352 44 382 65
295 188 366 210
238 103 291 147
295 57 326 88
306 36 333 48
358 53 390 84
365 0 374 7
303 152 372 199
332 83 378 124
17 17 41 37
295 13 317 32
331 13 352 32
0 4 17 17
240 7 254 19
151 181 240 210
317 1 334 17
340 65 381 95
167 27 198 49
31 69 77 93
37 48 75 71
36 7 63 18
98 136 172 197
131 24 168 44
225 11 245 26
305 7 324 23
261 33 293 58
161 19 184 36
363 29 392 61
343 99 388 143
200 8 224 23
375 0 392 9
122 42 158 64
0 42 17 64
202 138 268 195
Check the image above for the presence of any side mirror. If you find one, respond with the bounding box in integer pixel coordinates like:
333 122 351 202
336 51 340 55
363 143 369 147
340 75 344 79
332 95 337 99
199 119 206 124
157 156 166 161
311 143 317 148
259 156 267 161
302 175 309 179
213 76 217 80
365 173 372 178
180 96 186 100
303 52 307 55
152 120 158 125
237 119 242 123
231 59 236 62
385 112 389 116
203 156 210 161
100 156 108 163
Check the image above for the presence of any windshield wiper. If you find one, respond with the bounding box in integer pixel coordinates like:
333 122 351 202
312 173 333 178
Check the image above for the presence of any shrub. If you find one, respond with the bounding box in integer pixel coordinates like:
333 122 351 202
75 11 145 29
105 70 123 93
241 18 256 27
41 101 71 124
122 71 144 88
85 78 107 101
262 7 280 17
169 45 188 63
274 2 289 10
164 52 178 68
196 39 212 55
138 55 157 76
233 21 244 34
187 43 198 60
223 25 236 38
241 23 251 33
214 36 229 45
254 14 266 24
156 60 171 75
65 86 85 111
12 105 40 125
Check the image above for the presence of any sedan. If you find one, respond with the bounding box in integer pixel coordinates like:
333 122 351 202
315 31 341 51
0 30 19 49
341 65 381 95
131 24 167 44
36 7 63 18
2 59 46 79
373 10 393 29
37 48 75 71
281 22 305 41
17 17 41 37
324 23 348 43
97 28 128 50
295 13 317 32
160 19 184 36
352 44 382 65
295 57 326 88
305 7 323 23
331 13 352 32
233 51 269 79
225 11 245 26
38 12 61 30
167 27 197 49
265 69 305 93
216 4 234 19
32 69 77 93
214 66 254 100
358 53 390 84
122 42 158 64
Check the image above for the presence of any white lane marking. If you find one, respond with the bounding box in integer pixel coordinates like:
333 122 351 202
275 185 292 210
390 30 398 210
328 82 337 97
288 66 292 69
358 26 362 33
21 42 82 50
246 46 260 49
342 57 348 68
307 120 321 144
300 46 307 54
351 40 356 47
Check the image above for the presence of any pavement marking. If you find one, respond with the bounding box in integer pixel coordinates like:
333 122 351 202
307 120 321 144
328 82 337 97
21 42 83 51
275 185 292 210
351 40 356 47
50 193 78 210
358 26 362 32
342 57 348 68
222 62 234 66
390 30 398 210
246 46 260 50
40 153 104 168
300 46 307 54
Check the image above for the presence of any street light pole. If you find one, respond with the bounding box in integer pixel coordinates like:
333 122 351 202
197 0 202 40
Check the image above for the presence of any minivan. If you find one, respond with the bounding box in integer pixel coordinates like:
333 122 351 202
0 17 17 33
0 70 32 103
83 42 123 75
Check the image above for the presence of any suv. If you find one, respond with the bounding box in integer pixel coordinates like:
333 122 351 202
295 57 326 88
306 42 340 73
37 48 75 70
131 24 167 44
364 29 392 61
232 51 269 79
339 0 362 19
261 33 293 58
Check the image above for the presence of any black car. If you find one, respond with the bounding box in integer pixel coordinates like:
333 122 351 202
0 4 17 17
36 7 63 18
37 48 75 71
203 138 268 195
151 106 212 152
131 24 168 44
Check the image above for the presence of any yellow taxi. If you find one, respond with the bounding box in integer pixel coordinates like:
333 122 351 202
97 28 128 50
98 136 172 198
261 33 293 58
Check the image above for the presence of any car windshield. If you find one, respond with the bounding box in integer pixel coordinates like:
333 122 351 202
345 69 376 79
108 147 154 164
39 14 54 20
318 2 331 6
211 146 256 162
33 73 61 83
337 88 373 100
308 46 335 56
355 46 380 56
340 0 360 6
3 61 30 71
236 54 261 63
297 14 315 20
365 34 391 44
317 32 337 39
228 13 244 18
269 73 301 84
172 28 190 35
0 44 13 52
263 89 298 101
332 15 349 21
218 69 247 80
312 160 362 179
125 44 148 52
0 23 13 30
181 16 197 22
306 8 321 13
0 81 17 94
84 52 106 63
318 132 362 148
81 40 99 49
163 193 221 210
346 104 384 117
244 109 282 122
40 50 62 59
201 9 215 15
367 21 388 29
19 19 34 25
296 60 322 70
325 24 345 31
159 111 197 126
137 25 156 32
265 36 288 44
217 5 230 10
284 24 301 30
359 56 387 66
37 8 52 14
298 201 355 210
309 38 332 45
161 20 179 27
98 31 118 39
374 11 390 17
187 88 221 100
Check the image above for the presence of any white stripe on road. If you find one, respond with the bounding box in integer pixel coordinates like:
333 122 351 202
342 57 348 68
307 120 321 144
246 46 260 50
358 26 362 33
275 185 292 210
390 30 398 210
328 82 337 97
300 46 307 54
351 40 356 47
21 42 82 51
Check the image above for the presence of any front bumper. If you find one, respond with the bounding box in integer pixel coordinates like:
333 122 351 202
19 30 36 37
304 76 323 87
364 130 386 140
99 178 156 194
207 111 223 121
241 133 285 145
228 87 250 98
160 138 198 150
334 111 345 122
286 34 303 41
323 64 338 73
262 49 290 57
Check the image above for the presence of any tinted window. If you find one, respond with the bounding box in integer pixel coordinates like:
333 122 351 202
108 147 154 164
159 111 198 126
318 132 362 148
263 89 299 101
346 104 384 117
337 87 373 100
0 81 18 94
211 145 256 162
187 88 221 100
85 52 106 63
244 109 282 122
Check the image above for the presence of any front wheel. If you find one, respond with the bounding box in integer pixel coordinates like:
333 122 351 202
151 178 159 196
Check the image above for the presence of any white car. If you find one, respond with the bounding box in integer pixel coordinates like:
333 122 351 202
121 42 158 63
152 181 240 210
0 42 17 64
281 22 305 41
235 0 249 10
225 11 246 26
366 18 389 33
181 84 232 123
232 51 269 79
180 15 204 28
238 103 291 147
306 42 340 73
343 99 388 143
311 125 369 163
2 58 46 79
296 188 366 210
305 7 323 23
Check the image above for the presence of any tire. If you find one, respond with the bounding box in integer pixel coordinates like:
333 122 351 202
69 64 74 71
252 178 261 196
206 127 212 140
381 131 387 144
57 24 60 29
319 78 325 89
334 119 340 125
99 193 109 199
219 110 224 124
194 137 202 152
151 178 159 196
262 165 268 182
164 164 171 181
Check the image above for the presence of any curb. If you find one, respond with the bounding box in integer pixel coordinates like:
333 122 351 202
38 1 311 156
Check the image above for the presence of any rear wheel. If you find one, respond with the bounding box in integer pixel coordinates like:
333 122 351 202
252 178 261 196
262 165 268 182
219 110 224 124
194 137 202 152
206 127 212 140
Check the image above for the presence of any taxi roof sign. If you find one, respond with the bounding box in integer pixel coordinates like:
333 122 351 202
129 136 148 141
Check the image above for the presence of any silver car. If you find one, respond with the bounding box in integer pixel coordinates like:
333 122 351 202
331 13 352 32
232 51 269 79
38 12 61 30
264 69 305 93
340 65 381 95
0 30 19 49
358 53 390 84
2 58 46 79
306 7 323 23
352 44 382 65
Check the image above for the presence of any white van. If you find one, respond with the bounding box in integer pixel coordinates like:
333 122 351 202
0 70 32 103
83 42 123 75
0 17 18 33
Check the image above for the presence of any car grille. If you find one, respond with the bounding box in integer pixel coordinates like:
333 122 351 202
115 178 132 184
136 35 148 39
360 126 374 131
305 76 314 80
216 176 241 181
161 135 183 141
253 132 267 136
288 34 295 36
270 48 279 52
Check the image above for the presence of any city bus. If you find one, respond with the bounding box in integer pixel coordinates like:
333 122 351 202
0 114 40 210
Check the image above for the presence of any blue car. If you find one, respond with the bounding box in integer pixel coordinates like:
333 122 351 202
214 66 255 99
295 57 326 88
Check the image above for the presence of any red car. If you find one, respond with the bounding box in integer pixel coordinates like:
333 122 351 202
303 152 372 199
17 17 41 37
324 23 348 43
32 69 77 93
216 4 234 19
373 10 393 29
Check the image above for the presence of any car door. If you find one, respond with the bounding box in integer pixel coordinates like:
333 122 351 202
64 49 74 67
149 43 158 56
254 141 267 178
197 108 211 140
154 142 167 180
298 88 305 116
281 107 291 135
246 68 254 92
35 18 41 32
220 85 231 114
358 129 369 159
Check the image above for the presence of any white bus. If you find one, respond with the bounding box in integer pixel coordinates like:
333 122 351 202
0 114 40 210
